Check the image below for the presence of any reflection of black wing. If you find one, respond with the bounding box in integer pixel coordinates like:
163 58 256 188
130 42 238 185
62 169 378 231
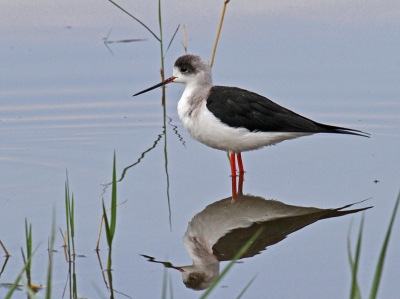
207 86 369 136
212 215 318 261
212 205 371 261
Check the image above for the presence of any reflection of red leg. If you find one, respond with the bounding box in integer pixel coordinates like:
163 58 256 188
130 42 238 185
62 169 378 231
230 153 237 200
238 172 244 195
237 153 244 174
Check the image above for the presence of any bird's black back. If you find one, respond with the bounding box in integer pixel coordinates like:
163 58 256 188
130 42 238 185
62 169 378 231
206 86 368 136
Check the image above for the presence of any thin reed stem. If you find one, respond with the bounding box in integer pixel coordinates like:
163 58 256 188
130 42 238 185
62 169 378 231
210 0 230 67
108 0 160 42
182 24 188 54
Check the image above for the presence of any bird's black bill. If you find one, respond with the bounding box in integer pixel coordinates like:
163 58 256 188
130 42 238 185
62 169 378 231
133 76 177 97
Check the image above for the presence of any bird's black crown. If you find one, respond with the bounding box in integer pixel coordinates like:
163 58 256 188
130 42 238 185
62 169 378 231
174 54 201 75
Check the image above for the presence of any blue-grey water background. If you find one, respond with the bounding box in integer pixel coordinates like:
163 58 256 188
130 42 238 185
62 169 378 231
1 0 399 298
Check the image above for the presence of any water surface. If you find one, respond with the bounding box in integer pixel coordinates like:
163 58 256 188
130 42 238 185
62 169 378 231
1 1 400 298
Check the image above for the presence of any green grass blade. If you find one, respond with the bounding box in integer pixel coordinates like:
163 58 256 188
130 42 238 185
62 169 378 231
106 268 115 299
24 219 32 259
70 193 75 257
23 279 37 299
369 190 400 299
158 0 162 34
45 209 56 299
108 0 160 42
73 272 77 298
199 226 265 299
70 194 75 239
24 219 32 287
236 273 258 299
347 239 360 299
348 215 364 299
110 153 117 239
161 266 168 299
4 265 26 298
20 248 27 282
4 246 38 299
65 175 71 260
169 272 174 299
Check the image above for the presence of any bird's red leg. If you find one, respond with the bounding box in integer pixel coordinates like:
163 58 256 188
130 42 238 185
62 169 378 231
237 153 245 174
238 172 244 196
230 152 237 200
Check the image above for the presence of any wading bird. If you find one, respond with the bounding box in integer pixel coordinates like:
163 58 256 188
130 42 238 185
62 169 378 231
133 54 368 177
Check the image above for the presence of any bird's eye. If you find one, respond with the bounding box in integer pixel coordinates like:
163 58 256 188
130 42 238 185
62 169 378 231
180 66 188 73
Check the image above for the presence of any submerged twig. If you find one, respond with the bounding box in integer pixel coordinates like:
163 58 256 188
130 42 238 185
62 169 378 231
101 131 164 192
95 250 108 290
167 116 185 148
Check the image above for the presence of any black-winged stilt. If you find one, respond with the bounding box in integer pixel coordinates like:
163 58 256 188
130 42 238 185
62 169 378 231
133 54 369 177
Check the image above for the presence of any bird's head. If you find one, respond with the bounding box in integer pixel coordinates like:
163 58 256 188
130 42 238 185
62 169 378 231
133 54 212 97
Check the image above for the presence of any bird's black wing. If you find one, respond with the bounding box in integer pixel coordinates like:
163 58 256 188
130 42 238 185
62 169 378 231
206 86 368 136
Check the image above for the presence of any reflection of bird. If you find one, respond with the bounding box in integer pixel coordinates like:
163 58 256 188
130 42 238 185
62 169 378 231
133 54 369 176
177 195 371 290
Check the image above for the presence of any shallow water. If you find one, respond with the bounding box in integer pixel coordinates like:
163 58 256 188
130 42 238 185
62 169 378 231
1 1 400 298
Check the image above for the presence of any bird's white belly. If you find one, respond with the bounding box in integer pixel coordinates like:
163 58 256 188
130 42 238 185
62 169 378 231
178 99 311 152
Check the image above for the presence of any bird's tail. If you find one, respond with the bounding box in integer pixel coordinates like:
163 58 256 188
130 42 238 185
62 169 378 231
318 123 370 137
321 199 373 220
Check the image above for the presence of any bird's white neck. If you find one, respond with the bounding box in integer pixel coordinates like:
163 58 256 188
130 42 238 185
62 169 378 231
177 77 212 123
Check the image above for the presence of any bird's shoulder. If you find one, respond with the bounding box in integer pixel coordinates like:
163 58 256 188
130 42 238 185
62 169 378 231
206 86 294 115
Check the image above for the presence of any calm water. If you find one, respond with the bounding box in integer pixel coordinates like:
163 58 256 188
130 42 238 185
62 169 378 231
1 1 400 298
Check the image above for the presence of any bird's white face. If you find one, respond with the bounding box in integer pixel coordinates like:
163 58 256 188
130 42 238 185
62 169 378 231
172 54 213 88
172 66 196 85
